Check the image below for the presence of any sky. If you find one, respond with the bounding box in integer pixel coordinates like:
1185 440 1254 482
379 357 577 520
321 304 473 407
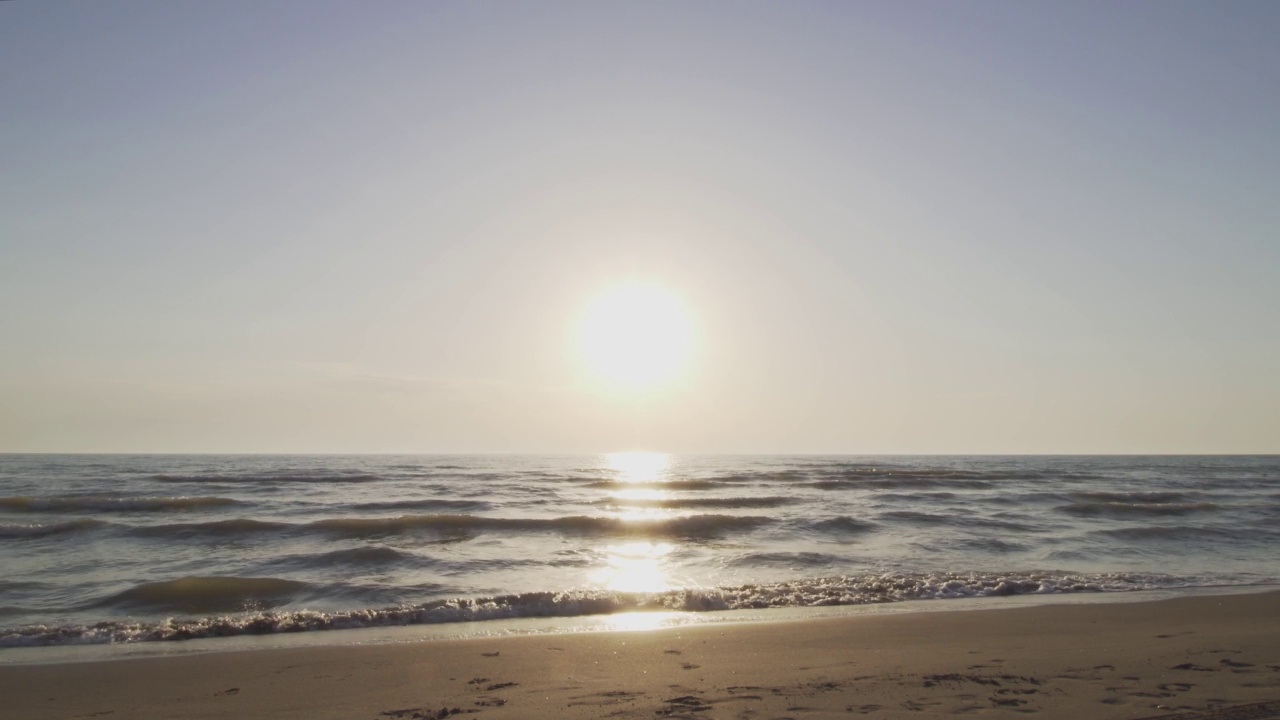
2 1 1278 454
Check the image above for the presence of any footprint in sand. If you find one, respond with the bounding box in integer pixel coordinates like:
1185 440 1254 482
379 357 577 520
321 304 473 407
656 695 713 716
384 708 473 720
566 689 642 707
1128 700 1280 720
484 682 517 691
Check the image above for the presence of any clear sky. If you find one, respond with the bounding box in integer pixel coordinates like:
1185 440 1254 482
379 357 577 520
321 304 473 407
2 1 1278 454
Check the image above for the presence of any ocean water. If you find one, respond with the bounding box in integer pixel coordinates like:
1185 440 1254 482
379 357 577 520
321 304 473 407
1 454 1277 648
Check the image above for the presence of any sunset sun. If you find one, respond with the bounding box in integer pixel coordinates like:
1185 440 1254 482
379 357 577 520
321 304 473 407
579 283 693 391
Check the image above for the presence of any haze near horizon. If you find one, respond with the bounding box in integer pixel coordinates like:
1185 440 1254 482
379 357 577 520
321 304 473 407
2 1 1278 454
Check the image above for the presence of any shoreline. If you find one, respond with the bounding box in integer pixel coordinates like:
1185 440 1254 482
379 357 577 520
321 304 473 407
2 583 1276 667
3 583 1274 667
2 589 1277 719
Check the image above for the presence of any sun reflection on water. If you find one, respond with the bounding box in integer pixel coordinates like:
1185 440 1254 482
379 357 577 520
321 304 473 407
606 451 670 483
592 540 675 593
609 486 668 503
592 453 679 596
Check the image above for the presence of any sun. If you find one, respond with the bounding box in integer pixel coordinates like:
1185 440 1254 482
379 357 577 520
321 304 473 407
579 283 693 391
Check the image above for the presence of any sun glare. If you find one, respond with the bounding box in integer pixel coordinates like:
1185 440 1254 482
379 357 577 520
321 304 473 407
591 541 675 593
579 283 692 392
606 451 671 483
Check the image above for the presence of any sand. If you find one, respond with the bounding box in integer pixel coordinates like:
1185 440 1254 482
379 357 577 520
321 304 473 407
2 591 1278 720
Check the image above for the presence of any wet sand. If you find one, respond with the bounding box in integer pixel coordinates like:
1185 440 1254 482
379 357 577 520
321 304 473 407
2 591 1278 720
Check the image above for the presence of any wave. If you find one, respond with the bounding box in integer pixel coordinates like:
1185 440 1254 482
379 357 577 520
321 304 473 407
152 473 381 484
794 464 1113 490
584 479 723 490
306 514 773 540
0 571 1200 647
945 537 1028 553
873 492 958 502
1094 525 1243 541
257 546 413 571
803 516 879 536
698 472 801 484
1058 501 1220 518
96 576 311 613
93 575 466 616
123 513 775 541
0 519 106 539
1069 491 1193 504
0 495 242 514
838 467 1018 478
0 580 52 592
818 467 1030 482
878 510 1034 531
598 496 800 510
804 478 995 490
129 518 290 537
348 499 493 513
726 551 846 568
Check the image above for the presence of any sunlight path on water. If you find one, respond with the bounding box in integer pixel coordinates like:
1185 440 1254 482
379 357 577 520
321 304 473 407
596 453 679 594
606 451 671 483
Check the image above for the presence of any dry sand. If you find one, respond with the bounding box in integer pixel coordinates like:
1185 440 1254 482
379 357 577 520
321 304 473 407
2 591 1278 720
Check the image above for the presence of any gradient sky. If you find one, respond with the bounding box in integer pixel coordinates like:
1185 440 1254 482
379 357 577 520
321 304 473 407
3 1 1278 454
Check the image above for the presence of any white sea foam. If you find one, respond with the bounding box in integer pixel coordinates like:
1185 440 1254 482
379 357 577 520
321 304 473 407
0 571 1202 647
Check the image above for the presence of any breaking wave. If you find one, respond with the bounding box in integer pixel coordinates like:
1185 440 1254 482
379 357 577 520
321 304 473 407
0 571 1197 647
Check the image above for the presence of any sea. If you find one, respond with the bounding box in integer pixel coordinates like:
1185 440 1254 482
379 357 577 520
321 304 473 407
1 454 1277 652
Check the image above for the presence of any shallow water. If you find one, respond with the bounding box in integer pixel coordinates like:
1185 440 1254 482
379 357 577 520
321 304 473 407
1 454 1277 646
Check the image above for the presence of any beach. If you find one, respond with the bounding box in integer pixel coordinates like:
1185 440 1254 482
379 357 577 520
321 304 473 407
3 591 1278 720
6 0 1280 716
